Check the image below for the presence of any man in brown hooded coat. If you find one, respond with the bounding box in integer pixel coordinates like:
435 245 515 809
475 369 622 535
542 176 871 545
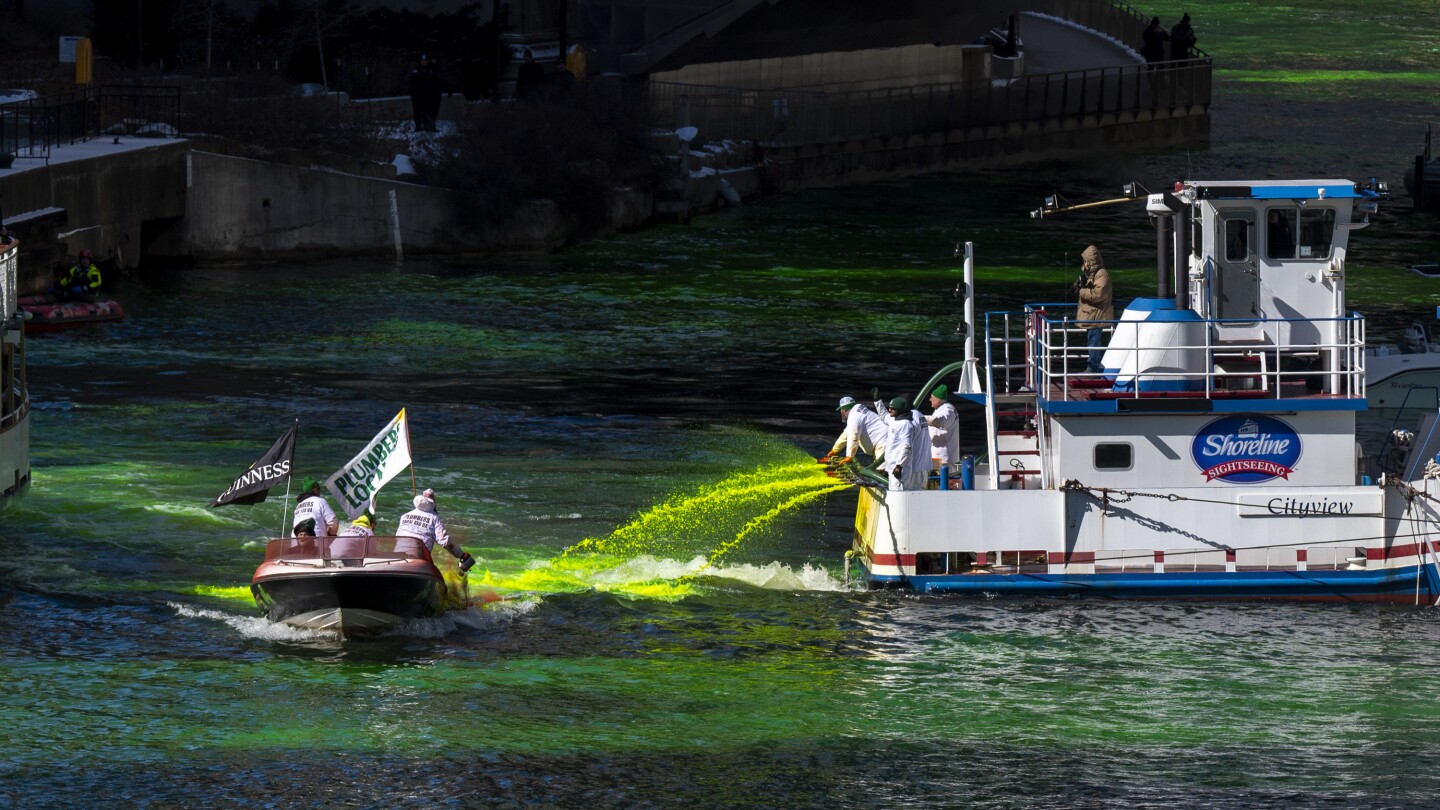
1074 245 1113 373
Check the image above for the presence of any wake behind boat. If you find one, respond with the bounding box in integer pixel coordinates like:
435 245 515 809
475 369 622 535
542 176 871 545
843 177 1440 603
251 535 446 634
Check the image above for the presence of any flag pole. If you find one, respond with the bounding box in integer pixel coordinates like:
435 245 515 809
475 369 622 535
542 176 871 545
405 407 416 496
279 418 298 538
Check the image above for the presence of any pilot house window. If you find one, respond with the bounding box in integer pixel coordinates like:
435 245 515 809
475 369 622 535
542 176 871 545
1094 443 1133 470
1265 207 1335 260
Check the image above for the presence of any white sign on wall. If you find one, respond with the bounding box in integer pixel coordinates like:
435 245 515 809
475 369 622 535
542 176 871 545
59 36 82 64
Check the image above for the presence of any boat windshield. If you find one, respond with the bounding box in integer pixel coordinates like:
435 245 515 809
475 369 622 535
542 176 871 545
262 536 434 562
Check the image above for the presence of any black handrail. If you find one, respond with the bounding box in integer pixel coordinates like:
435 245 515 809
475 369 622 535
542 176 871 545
0 86 181 163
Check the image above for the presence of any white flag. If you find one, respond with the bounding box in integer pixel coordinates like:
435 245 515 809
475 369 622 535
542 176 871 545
326 409 412 519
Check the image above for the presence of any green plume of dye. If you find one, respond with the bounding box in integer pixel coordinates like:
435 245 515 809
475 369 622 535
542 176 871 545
681 482 848 581
563 460 841 561
190 585 254 603
517 455 850 597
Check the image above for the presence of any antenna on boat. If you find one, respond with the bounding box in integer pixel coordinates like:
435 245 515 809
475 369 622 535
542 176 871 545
955 242 981 394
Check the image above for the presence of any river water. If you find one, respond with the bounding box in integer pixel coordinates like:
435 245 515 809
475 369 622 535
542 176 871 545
8 5 1440 807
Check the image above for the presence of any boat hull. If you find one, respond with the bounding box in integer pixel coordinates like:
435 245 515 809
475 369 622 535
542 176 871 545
0 406 28 502
252 566 446 635
853 482 1440 603
875 567 1436 603
1365 361 1440 412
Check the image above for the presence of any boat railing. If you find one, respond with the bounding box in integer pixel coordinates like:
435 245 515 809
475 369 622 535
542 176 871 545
1020 304 1366 401
0 242 16 321
261 535 435 563
982 310 1036 395
1 242 26 434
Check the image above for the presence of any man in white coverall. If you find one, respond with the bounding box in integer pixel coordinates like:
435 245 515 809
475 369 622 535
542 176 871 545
330 513 377 558
884 396 931 491
395 488 477 573
820 396 888 464
293 476 339 537
926 384 960 476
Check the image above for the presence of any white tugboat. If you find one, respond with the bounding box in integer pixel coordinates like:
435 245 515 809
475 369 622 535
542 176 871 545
848 178 1440 602
0 239 29 501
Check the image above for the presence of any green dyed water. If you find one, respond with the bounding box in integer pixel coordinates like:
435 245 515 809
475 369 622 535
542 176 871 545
6 6 1440 807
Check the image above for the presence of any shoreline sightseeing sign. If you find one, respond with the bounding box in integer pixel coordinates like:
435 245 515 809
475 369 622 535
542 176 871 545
1191 415 1301 484
326 408 412 518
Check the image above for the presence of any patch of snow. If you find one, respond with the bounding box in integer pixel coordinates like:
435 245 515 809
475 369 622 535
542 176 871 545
718 178 741 205
393 154 417 176
689 166 717 178
136 122 179 137
676 126 698 143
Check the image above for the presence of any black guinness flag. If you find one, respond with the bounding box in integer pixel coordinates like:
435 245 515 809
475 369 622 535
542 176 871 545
210 425 297 507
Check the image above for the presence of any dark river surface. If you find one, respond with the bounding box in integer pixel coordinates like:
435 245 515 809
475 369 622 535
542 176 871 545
7 4 1440 807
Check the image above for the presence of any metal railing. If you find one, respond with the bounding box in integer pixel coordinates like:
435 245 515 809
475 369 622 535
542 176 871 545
0 242 15 320
650 56 1209 147
1044 0 1210 62
0 86 181 163
1022 304 1366 400
1 242 27 434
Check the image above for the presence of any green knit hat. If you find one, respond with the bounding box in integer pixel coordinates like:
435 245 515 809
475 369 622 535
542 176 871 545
931 384 948 400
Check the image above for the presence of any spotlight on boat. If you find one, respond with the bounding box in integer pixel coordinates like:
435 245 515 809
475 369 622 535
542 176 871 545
1122 181 1149 198
1032 195 1059 219
1357 177 1390 197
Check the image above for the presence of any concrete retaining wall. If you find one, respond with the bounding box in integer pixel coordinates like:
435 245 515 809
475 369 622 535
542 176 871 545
156 150 657 261
0 140 188 291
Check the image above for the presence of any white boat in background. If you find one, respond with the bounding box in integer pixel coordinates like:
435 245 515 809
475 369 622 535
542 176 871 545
1365 318 1440 413
844 177 1440 603
0 241 30 502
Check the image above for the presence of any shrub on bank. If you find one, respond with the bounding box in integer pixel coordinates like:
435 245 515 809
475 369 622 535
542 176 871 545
419 81 662 235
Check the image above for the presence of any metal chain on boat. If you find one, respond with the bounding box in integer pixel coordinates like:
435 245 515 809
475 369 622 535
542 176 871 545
1059 479 1188 505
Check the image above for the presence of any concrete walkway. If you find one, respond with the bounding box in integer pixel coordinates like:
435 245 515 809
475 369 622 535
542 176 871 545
1019 12 1141 75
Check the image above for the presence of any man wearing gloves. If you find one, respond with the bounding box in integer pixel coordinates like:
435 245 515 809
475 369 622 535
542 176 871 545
820 395 888 464
926 384 960 478
395 488 478 574
1073 244 1113 374
884 396 932 491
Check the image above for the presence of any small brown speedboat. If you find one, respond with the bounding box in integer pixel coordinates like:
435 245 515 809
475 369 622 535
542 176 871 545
251 535 447 636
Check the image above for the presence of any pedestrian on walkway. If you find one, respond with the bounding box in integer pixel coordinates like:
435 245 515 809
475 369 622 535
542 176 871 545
1169 14 1197 61
1141 17 1169 66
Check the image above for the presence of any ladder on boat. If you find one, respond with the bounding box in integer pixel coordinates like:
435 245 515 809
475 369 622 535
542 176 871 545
981 306 1047 491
